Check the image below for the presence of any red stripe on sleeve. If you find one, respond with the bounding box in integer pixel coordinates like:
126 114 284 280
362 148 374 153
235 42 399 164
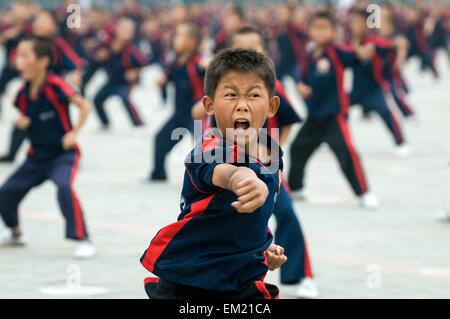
54 36 84 68
186 55 204 101
44 85 72 132
48 75 76 97
141 193 217 273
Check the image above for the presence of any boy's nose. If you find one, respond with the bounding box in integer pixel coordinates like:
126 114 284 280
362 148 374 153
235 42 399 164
236 98 249 112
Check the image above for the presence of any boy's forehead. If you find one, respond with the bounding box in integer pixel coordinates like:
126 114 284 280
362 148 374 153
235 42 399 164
18 40 33 51
311 17 333 27
217 70 267 90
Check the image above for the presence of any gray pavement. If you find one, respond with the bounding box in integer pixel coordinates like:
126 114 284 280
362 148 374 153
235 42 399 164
0 53 449 299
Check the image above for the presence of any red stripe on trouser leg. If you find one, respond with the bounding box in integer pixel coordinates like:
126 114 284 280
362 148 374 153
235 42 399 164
384 93 405 144
254 281 272 299
127 85 143 126
336 116 368 193
69 150 86 239
303 238 314 278
388 109 404 145
395 90 414 116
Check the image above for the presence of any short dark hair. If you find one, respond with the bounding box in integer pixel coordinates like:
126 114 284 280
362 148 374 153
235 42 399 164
310 10 336 26
22 35 54 69
350 8 371 20
228 26 267 50
40 9 59 27
230 4 245 21
183 22 202 45
204 49 276 98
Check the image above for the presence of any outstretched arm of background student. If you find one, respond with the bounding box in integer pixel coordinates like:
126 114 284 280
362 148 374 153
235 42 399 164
191 99 207 119
279 125 292 147
69 69 83 90
61 94 90 150
125 68 140 83
392 36 410 70
212 164 269 213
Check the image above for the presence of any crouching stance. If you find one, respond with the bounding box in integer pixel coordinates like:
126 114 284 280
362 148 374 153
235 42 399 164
140 49 287 298
0 36 94 258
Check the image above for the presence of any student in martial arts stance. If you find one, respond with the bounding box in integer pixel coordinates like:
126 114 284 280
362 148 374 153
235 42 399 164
141 49 287 299
288 11 379 209
0 36 94 258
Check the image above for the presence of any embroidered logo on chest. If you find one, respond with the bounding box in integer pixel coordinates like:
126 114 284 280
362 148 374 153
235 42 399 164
316 57 331 73
38 110 56 122
180 194 186 210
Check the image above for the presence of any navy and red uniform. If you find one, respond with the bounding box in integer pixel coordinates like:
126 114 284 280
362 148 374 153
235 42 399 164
2 34 85 162
213 30 228 53
349 34 406 146
275 23 308 82
199 80 314 284
93 41 149 127
267 80 314 284
406 18 439 78
141 128 282 298
0 73 89 240
0 22 32 115
51 35 85 75
150 54 205 180
288 43 370 197
381 36 416 118
80 20 116 95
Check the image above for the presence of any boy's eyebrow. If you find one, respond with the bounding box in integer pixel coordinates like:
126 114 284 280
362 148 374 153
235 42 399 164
222 84 263 91
248 84 263 91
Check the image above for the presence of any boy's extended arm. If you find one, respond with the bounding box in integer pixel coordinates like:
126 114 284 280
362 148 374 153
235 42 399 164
61 94 90 150
212 164 269 213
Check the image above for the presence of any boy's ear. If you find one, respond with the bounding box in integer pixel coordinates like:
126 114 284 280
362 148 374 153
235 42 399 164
38 56 51 71
267 96 280 119
202 95 214 115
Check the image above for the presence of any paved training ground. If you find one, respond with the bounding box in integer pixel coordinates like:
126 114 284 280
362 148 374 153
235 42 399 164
0 52 449 299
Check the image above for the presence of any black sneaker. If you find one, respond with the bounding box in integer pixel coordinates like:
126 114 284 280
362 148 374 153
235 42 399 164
0 155 14 163
0 232 26 246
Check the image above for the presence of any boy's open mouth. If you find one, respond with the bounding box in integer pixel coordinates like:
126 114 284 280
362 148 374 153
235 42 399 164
234 119 250 132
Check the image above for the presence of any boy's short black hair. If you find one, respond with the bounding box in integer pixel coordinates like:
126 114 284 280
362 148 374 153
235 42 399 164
204 49 276 98
310 10 336 26
230 4 245 20
40 9 59 27
228 26 267 50
181 22 202 46
22 35 54 69
350 8 371 20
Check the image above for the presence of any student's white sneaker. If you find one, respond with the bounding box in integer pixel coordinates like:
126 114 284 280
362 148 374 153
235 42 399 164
295 278 319 299
290 188 309 201
130 126 149 138
360 192 379 209
394 143 411 158
0 232 26 247
436 210 450 222
74 240 96 259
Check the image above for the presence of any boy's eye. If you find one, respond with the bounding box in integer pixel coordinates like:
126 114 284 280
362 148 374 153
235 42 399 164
249 93 260 98
225 93 236 97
